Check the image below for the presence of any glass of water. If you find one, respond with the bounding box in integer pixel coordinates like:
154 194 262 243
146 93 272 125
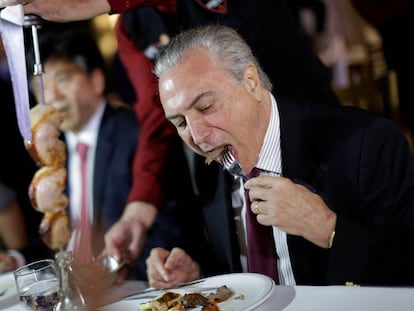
14 259 60 311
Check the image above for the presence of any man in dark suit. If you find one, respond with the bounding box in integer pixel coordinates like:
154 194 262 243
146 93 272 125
146 25 414 287
105 0 341 268
26 27 206 280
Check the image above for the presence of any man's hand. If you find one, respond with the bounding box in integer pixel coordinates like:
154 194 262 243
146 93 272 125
146 247 201 289
0 0 111 22
104 220 146 265
244 175 337 248
103 201 157 282
0 0 21 6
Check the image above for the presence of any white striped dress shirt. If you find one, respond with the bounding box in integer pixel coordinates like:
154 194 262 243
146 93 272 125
235 92 296 285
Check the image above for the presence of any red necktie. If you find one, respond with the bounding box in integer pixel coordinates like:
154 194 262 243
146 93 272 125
73 142 92 266
245 167 279 283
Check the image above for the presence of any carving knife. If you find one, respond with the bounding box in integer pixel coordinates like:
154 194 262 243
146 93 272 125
0 5 32 142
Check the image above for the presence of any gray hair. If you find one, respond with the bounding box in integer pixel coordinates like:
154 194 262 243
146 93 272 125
154 25 273 91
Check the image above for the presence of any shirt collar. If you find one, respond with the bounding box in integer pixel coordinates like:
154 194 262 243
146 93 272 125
66 101 105 147
256 93 282 174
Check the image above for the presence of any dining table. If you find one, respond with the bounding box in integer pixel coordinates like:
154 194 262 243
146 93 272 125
1 270 414 310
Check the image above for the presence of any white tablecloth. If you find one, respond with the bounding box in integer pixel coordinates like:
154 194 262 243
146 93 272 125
0 271 18 310
2 271 414 311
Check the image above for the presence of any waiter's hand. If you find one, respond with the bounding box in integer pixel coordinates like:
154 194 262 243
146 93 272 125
0 0 111 23
103 220 146 284
0 0 22 6
104 201 157 282
146 247 201 289
105 220 146 262
244 175 337 248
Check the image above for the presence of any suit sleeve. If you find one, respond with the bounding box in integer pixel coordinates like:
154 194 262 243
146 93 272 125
115 16 178 207
328 118 414 285
108 0 176 13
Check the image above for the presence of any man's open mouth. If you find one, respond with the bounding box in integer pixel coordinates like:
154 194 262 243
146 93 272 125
204 146 228 165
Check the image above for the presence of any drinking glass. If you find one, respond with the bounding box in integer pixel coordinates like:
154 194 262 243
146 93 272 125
14 259 60 311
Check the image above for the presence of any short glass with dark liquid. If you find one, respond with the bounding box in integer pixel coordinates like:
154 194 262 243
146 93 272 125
14 259 60 311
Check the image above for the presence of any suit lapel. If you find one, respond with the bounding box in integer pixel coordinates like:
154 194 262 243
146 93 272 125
93 105 115 225
195 156 242 272
277 95 316 183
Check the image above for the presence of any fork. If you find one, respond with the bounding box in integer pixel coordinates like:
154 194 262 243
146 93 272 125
222 147 248 181
123 286 219 300
122 279 207 300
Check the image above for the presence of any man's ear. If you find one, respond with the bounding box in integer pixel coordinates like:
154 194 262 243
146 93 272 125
244 64 261 97
91 68 106 95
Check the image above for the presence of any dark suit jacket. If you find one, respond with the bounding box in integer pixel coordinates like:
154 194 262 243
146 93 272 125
195 95 414 286
65 104 140 253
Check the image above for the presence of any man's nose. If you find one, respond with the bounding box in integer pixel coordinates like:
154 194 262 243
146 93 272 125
44 84 62 104
187 118 209 145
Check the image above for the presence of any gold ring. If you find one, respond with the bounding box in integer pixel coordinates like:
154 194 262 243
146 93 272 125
254 202 261 214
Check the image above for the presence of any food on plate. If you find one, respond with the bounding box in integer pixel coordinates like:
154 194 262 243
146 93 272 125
28 166 68 213
139 285 234 311
25 104 66 167
181 293 208 307
199 302 219 311
26 104 71 250
140 292 183 311
39 210 71 250
205 286 234 304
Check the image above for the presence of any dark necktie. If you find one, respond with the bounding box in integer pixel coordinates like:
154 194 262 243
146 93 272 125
245 167 279 283
73 142 92 266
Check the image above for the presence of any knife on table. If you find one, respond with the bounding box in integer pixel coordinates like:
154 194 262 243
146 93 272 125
121 279 212 300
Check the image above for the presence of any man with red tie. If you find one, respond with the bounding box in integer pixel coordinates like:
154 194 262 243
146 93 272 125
26 26 204 279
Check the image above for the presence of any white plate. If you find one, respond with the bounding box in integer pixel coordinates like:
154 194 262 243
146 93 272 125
101 273 275 311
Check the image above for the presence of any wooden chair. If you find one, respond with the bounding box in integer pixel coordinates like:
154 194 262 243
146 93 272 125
333 43 385 114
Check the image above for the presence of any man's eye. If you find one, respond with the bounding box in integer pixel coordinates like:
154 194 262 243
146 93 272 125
56 75 69 84
169 116 187 130
175 119 187 129
199 104 211 112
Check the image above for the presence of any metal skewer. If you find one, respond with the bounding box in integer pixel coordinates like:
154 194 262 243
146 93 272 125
24 14 46 105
